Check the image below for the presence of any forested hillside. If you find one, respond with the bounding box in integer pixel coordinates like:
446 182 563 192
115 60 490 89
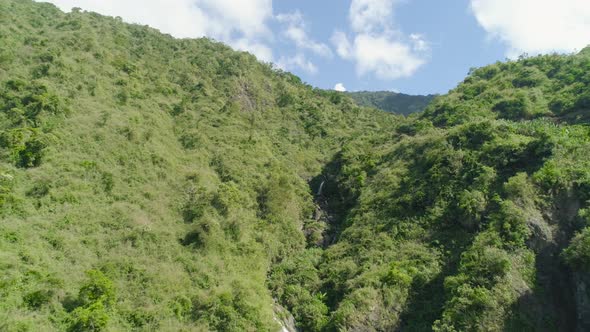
347 91 436 115
1 1 590 331
278 50 590 331
0 1 393 330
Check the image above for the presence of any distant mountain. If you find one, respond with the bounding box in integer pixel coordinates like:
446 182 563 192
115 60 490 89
348 90 436 115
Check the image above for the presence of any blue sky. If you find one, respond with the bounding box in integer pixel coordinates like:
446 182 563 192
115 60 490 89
271 0 506 94
40 0 590 95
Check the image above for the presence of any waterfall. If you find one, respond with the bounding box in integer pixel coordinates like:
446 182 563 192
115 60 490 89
317 180 325 196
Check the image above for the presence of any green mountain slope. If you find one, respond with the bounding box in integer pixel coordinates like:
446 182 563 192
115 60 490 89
276 50 590 331
2 1 590 331
0 1 393 330
347 91 436 115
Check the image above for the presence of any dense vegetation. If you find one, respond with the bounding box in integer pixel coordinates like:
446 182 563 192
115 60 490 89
1 1 590 331
279 50 590 331
0 1 394 330
347 91 436 115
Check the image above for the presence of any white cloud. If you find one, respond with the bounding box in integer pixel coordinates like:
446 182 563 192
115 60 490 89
331 30 353 59
470 0 590 57
276 11 332 58
276 54 318 75
349 0 396 34
198 0 273 40
273 10 332 73
39 0 274 61
354 34 425 79
410 33 429 52
332 0 429 80
334 83 347 92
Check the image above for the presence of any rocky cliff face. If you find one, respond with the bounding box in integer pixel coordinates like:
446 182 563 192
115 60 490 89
574 272 590 331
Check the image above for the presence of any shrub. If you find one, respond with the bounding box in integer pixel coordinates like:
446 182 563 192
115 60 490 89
181 186 209 223
504 172 536 206
23 289 54 309
13 132 46 168
78 270 115 307
460 246 510 287
212 181 244 216
170 295 192 320
0 172 14 208
458 189 487 229
512 67 546 88
492 93 532 120
277 91 294 107
382 264 413 288
433 284 495 332
68 301 109 332
563 227 590 271
549 93 575 115
292 296 328 332
449 121 497 149
67 270 116 331
493 200 531 248
533 159 564 191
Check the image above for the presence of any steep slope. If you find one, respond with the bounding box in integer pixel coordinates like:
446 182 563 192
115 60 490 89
0 1 394 330
276 51 590 331
2 1 590 332
347 91 436 115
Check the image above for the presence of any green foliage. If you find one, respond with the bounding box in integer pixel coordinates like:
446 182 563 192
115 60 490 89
0 78 64 168
181 185 210 223
23 289 54 309
77 270 115 307
458 189 487 229
2 1 590 331
512 66 547 88
0 1 391 330
192 287 273 331
169 295 192 320
433 284 495 332
10 129 46 168
493 200 531 248
434 231 519 331
294 47 590 330
0 171 15 210
492 93 532 120
563 227 590 271
269 249 328 331
67 270 115 331
68 301 110 332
